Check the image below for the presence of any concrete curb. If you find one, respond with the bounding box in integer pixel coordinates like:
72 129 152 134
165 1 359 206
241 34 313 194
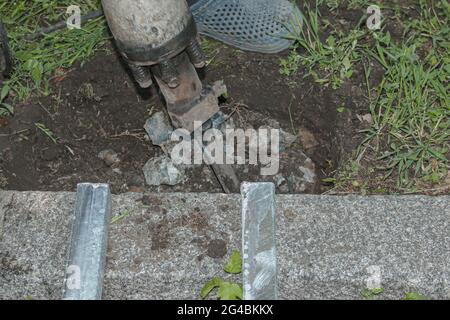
0 191 449 299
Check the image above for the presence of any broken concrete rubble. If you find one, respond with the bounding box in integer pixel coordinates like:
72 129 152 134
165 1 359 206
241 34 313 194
139 107 318 192
142 155 186 186
144 111 173 147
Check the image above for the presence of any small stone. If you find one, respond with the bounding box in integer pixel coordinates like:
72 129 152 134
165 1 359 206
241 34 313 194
112 168 122 175
275 174 286 188
143 155 185 186
77 83 101 101
357 113 373 124
299 159 317 184
210 111 228 129
260 126 297 152
280 129 297 150
144 111 173 146
274 150 319 193
298 126 319 150
98 149 120 167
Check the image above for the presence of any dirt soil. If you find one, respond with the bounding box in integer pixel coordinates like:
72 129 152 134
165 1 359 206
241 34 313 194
0 5 374 194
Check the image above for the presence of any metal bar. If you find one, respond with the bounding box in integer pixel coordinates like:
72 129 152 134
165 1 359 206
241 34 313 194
210 163 240 194
25 10 104 41
63 183 111 300
153 52 218 133
241 182 278 300
192 117 241 194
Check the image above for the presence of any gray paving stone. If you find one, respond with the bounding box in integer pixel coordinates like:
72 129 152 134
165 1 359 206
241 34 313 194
0 191 74 299
0 191 448 300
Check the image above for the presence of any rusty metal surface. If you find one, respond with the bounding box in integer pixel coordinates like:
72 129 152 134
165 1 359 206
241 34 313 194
154 52 238 192
154 52 222 132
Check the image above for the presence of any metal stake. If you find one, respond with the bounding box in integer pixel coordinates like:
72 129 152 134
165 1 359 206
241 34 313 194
241 182 278 300
63 183 112 300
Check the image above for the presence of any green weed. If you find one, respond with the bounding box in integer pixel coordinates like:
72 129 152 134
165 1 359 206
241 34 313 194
360 2 449 187
35 122 58 143
200 250 243 300
0 0 108 101
281 2 366 89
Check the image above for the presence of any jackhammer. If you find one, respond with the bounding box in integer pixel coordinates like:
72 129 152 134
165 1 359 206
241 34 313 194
101 0 240 193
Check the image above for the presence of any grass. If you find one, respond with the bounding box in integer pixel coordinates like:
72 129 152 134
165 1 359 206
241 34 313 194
360 0 449 188
35 122 58 144
0 84 13 116
361 287 384 300
283 0 449 191
200 37 222 67
0 0 108 106
281 2 366 89
360 287 428 300
361 34 449 187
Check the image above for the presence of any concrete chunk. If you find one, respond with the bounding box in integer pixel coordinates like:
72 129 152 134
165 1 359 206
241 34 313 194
144 111 173 146
143 155 185 186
